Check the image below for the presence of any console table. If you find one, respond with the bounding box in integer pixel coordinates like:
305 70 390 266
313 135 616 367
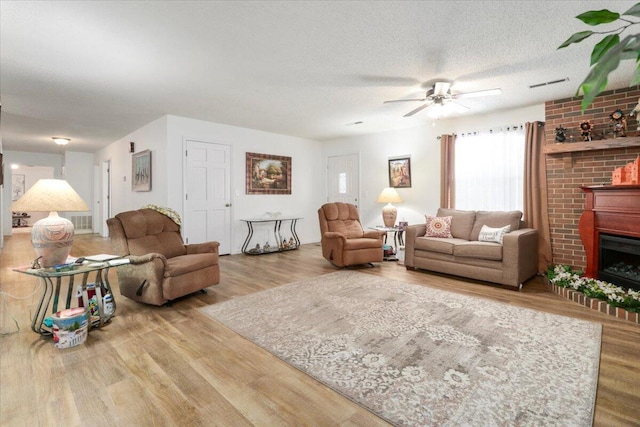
240 217 302 254
13 262 119 335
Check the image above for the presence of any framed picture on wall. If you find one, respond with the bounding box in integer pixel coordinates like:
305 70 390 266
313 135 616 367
12 174 25 201
132 149 152 192
246 152 292 195
388 157 411 188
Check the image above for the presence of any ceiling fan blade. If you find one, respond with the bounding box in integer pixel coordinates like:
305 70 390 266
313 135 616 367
453 88 502 99
404 103 432 117
383 98 427 104
448 100 470 110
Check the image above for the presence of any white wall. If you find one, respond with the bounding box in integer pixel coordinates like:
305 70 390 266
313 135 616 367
63 151 95 226
167 115 325 254
95 115 169 217
95 115 325 254
322 104 546 230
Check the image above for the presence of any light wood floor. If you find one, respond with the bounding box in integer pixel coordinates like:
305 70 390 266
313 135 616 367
1 233 639 426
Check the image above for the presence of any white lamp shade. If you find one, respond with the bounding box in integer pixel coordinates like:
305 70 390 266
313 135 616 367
10 179 89 212
376 187 402 203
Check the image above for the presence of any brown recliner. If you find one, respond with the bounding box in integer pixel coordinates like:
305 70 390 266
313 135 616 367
318 202 385 267
106 208 220 306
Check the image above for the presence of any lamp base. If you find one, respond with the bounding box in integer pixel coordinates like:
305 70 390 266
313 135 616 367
31 212 75 267
381 203 397 228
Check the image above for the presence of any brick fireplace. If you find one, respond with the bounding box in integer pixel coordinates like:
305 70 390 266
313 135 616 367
544 85 640 271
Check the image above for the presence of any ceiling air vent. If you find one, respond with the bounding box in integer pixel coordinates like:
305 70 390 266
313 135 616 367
529 78 569 89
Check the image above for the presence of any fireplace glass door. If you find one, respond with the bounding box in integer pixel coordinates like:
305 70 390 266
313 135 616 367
599 234 640 291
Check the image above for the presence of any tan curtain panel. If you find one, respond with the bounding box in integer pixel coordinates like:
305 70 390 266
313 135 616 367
524 121 552 273
440 134 456 209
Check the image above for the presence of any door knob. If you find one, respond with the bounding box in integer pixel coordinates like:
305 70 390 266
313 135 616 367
225 203 231 207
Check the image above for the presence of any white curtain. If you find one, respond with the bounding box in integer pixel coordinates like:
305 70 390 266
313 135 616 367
454 127 525 211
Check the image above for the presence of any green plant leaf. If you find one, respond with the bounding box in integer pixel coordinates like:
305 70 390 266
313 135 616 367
579 39 627 109
576 9 620 25
558 31 593 49
591 34 620 65
623 2 640 17
632 62 640 85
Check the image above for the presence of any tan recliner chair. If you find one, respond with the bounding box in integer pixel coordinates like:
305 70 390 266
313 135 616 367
318 202 385 267
107 208 220 306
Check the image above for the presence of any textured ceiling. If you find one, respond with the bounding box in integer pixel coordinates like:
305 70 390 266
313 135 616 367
1 1 638 154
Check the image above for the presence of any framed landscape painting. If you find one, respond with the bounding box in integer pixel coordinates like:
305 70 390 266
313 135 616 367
246 152 291 195
132 149 152 192
388 157 411 188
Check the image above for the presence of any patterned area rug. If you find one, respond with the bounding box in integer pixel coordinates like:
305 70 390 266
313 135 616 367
201 271 601 426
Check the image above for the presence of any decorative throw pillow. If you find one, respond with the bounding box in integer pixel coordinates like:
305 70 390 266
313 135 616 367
478 224 511 244
425 215 453 238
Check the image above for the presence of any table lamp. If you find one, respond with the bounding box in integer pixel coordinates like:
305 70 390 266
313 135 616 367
376 187 402 227
10 179 90 267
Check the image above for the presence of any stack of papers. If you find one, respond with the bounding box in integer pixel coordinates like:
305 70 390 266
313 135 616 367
84 254 121 262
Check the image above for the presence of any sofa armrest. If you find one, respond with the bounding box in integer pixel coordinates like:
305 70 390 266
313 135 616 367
404 224 426 268
186 241 220 255
502 228 539 286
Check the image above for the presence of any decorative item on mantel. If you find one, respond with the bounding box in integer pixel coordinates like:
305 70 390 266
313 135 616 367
612 157 640 185
609 109 627 138
554 126 568 143
579 120 593 141
630 98 640 133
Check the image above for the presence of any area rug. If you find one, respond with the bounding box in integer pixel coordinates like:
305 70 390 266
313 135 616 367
201 271 601 426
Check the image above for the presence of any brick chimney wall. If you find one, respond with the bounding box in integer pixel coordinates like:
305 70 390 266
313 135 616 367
544 85 640 269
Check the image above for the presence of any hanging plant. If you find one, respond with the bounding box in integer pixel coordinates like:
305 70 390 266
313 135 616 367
558 2 640 111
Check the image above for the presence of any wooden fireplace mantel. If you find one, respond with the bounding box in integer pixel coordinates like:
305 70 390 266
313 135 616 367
578 185 640 278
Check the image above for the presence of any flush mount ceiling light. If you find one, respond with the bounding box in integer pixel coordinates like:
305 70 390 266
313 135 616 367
52 137 70 145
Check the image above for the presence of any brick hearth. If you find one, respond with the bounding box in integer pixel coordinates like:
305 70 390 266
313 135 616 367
547 281 640 325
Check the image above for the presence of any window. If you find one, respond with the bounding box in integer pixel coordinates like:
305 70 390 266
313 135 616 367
454 128 525 211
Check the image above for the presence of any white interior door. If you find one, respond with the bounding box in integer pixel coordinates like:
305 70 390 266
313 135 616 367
327 153 359 207
184 140 232 254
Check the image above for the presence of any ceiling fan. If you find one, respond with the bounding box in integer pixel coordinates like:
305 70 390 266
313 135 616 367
384 82 502 118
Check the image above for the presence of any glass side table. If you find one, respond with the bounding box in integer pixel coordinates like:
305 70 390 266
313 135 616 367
13 262 119 336
369 226 405 261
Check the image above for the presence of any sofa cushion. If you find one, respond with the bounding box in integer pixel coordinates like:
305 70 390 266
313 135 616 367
436 208 476 240
478 224 511 244
414 237 467 255
425 215 452 238
470 210 522 241
453 241 503 261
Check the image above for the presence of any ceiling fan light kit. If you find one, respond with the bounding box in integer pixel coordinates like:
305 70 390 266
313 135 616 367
384 81 502 119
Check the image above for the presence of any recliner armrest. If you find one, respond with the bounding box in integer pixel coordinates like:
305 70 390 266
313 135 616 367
323 231 347 243
362 230 385 240
127 253 167 267
186 241 220 255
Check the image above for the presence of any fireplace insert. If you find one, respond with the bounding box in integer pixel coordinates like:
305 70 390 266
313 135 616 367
599 234 640 291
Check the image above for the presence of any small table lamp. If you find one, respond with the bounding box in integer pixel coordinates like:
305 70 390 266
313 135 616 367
10 179 90 267
376 187 402 227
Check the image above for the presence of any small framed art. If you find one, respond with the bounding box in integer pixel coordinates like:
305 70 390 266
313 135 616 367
132 149 152 192
388 157 411 188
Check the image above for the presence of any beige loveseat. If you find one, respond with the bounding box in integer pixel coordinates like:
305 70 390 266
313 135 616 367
404 208 538 290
